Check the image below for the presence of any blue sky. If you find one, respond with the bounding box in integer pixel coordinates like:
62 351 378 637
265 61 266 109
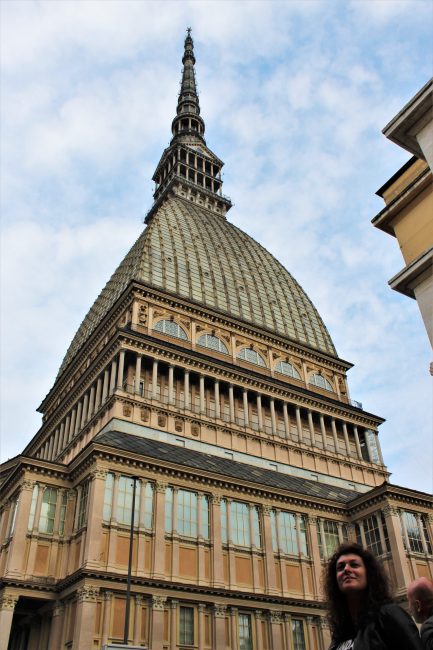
1 0 432 492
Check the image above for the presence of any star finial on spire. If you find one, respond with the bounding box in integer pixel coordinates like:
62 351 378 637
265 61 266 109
187 26 192 37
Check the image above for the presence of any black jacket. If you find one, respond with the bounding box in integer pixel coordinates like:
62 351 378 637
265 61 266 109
421 614 433 650
328 603 422 650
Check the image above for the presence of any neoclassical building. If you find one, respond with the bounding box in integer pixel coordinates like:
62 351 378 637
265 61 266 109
0 32 432 650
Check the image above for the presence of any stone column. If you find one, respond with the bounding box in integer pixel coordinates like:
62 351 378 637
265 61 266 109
150 595 166 650
255 610 264 650
270 398 277 435
87 385 95 421
198 603 206 650
81 393 89 426
101 591 113 647
109 358 117 394
262 505 277 594
117 349 125 389
230 607 238 650
200 375 206 413
135 354 142 394
5 480 34 578
94 377 102 412
213 604 227 649
152 360 159 398
133 594 144 645
282 403 290 440
152 482 167 579
101 368 110 403
319 414 327 449
357 521 367 547
283 613 292 650
214 380 221 419
342 422 351 456
382 506 411 590
306 616 316 650
47 601 65 650
63 414 71 446
417 513 430 554
72 585 99 650
331 418 339 454
211 494 224 588
243 389 249 427
257 394 263 430
320 617 332 650
169 599 178 650
296 406 303 442
307 410 316 446
352 425 363 460
184 370 190 409
83 469 107 569
74 401 82 436
269 610 283 649
229 385 235 422
168 365 175 404
307 515 322 595
0 592 19 650
375 433 385 465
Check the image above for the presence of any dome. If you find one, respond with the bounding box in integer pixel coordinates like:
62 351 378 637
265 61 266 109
58 196 336 377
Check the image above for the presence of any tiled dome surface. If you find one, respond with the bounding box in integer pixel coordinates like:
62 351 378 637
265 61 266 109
58 196 336 376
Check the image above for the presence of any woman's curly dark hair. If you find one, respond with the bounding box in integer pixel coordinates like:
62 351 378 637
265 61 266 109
324 543 393 640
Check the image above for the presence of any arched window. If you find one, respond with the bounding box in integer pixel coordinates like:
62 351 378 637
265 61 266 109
309 373 333 392
237 348 266 367
275 360 301 380
154 319 188 341
197 333 229 354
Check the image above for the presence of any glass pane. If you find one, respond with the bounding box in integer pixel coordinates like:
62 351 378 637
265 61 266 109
179 606 194 644
239 613 252 650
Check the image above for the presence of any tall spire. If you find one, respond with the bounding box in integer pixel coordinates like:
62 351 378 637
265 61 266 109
148 29 232 222
171 28 205 144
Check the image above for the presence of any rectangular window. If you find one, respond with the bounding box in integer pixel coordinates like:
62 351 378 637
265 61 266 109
402 511 424 553
165 486 173 533
200 495 209 540
422 516 432 554
270 510 278 552
231 501 250 547
239 613 252 650
363 514 383 556
365 429 381 463
380 513 391 552
317 519 340 559
77 481 89 529
28 484 39 531
39 487 58 534
103 472 114 522
59 491 67 537
279 511 298 554
144 482 154 530
178 489 198 537
292 619 306 650
221 499 228 544
252 506 261 548
116 476 140 526
179 606 194 645
8 498 19 537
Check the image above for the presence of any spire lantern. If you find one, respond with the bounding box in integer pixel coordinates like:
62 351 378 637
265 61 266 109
148 30 232 221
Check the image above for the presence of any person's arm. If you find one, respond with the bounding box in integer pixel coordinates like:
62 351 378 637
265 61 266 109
381 603 422 650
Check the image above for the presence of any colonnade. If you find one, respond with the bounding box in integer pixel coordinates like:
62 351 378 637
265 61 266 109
37 349 383 468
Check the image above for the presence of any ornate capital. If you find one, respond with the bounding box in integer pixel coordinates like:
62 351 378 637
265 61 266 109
307 515 318 525
76 585 99 603
382 505 399 518
0 593 19 610
198 603 207 613
306 615 315 624
52 601 64 617
152 595 166 610
262 503 273 516
91 468 107 480
319 617 330 629
269 610 283 624
103 590 113 602
213 604 227 618
170 599 178 610
155 481 167 494
21 479 35 492
211 493 222 505
67 489 76 500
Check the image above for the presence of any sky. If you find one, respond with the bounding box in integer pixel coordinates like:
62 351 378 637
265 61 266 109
1 0 432 493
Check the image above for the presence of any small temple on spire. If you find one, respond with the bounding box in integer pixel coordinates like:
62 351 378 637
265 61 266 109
148 29 232 222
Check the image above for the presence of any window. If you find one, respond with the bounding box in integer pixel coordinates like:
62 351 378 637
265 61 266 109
59 491 67 537
221 500 261 548
77 481 89 529
356 514 385 556
317 519 348 559
39 487 57 534
401 511 431 554
365 429 381 464
275 360 301 379
237 347 266 367
197 333 228 354
165 488 209 539
179 606 194 645
154 319 188 340
292 619 307 650
143 482 154 530
309 373 333 392
8 498 19 537
116 476 140 526
103 473 114 521
28 484 39 531
271 510 309 556
239 613 253 650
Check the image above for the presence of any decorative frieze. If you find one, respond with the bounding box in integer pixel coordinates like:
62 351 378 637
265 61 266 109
76 585 100 603
0 593 19 610
152 595 166 610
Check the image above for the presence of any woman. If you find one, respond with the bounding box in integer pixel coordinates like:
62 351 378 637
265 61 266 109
324 543 421 650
